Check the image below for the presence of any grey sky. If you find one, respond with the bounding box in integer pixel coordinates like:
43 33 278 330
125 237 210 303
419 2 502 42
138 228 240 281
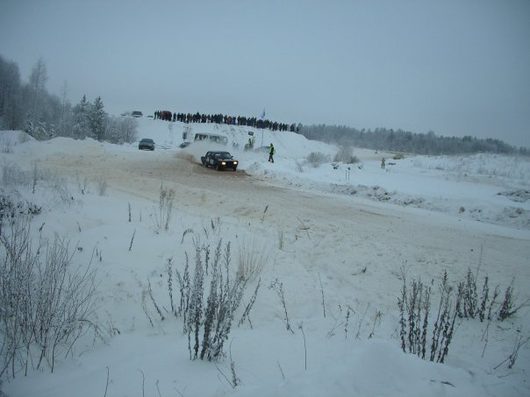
1 0 529 147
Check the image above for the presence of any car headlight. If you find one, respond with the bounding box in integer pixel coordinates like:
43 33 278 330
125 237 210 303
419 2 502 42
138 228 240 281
233 161 238 165
221 161 226 165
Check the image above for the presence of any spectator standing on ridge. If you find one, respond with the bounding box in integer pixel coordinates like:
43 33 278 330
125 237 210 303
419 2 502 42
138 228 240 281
268 143 275 163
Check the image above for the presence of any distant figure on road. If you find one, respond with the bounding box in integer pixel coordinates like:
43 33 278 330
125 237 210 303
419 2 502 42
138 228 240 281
268 143 275 163
381 157 386 169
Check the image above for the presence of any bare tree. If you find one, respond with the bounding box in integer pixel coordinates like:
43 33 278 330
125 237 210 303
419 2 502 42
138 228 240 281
26 58 48 134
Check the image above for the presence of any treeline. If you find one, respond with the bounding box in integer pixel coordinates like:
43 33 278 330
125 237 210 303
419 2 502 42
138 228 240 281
0 55 137 143
298 125 529 156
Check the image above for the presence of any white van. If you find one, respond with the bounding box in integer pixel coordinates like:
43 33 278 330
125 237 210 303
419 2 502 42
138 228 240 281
193 133 228 145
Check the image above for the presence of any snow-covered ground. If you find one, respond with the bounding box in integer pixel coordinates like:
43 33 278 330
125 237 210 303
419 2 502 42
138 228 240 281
121 118 530 230
1 118 529 397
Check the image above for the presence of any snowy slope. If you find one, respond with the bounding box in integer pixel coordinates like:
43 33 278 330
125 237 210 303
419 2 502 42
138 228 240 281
136 118 530 230
1 122 530 397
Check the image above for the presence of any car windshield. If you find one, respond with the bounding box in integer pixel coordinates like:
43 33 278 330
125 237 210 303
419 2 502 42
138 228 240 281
141 139 154 143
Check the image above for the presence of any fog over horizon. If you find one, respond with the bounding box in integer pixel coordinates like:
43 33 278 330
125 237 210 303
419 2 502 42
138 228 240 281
1 0 529 147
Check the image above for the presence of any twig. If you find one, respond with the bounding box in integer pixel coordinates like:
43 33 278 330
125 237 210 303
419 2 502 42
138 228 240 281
156 379 162 397
298 322 308 370
181 228 194 244
103 366 110 397
239 278 261 328
318 273 326 318
229 340 240 387
216 365 236 389
129 229 136 251
148 279 165 321
277 361 286 381
261 204 269 222
481 320 491 358
474 244 484 280
270 279 294 333
345 305 353 339
296 217 311 239
356 303 370 339
492 335 530 370
138 369 145 397
141 290 154 327
368 310 383 339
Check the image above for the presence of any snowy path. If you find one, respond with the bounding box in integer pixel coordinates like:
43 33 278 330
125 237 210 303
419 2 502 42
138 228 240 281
33 144 530 312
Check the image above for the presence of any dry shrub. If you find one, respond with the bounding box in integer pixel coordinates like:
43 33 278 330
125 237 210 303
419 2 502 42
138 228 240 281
237 238 269 283
306 152 330 168
334 146 359 164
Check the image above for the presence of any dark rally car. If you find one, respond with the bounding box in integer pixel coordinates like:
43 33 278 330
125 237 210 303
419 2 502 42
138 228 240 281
201 151 238 171
138 138 155 150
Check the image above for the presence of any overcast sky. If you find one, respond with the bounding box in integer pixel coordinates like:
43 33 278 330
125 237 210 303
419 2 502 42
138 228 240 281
1 0 529 147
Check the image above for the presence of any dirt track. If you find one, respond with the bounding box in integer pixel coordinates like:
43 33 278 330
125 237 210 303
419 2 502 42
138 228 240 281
37 146 530 305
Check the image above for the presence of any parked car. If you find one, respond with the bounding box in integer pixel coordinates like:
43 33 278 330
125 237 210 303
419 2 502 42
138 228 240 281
138 138 155 151
201 151 238 171
131 111 143 118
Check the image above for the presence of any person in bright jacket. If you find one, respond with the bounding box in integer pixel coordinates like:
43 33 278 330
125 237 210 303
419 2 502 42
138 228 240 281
268 143 275 163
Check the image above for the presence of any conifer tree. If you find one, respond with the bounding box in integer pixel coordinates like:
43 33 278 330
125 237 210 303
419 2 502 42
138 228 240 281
90 96 106 141
72 95 91 139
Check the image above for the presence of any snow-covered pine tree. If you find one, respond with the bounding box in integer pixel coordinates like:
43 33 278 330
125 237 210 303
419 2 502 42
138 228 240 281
72 95 91 139
89 96 106 141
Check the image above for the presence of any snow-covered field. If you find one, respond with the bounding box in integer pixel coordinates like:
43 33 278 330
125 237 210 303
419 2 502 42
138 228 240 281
1 118 529 396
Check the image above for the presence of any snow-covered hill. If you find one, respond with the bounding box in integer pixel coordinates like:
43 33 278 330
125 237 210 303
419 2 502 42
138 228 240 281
1 121 529 397
137 118 530 230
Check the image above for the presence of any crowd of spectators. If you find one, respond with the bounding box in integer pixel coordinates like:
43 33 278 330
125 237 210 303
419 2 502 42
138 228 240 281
153 110 299 132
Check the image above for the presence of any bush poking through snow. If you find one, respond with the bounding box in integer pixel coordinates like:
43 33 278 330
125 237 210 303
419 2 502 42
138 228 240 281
236 239 268 283
0 194 41 234
497 283 517 321
269 278 294 334
196 240 246 360
455 268 525 321
1 163 72 204
152 185 175 232
0 217 98 378
334 146 359 164
165 235 251 361
398 268 528 364
306 152 330 168
397 270 456 363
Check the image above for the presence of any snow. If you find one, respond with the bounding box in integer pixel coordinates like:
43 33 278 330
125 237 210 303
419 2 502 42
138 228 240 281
125 118 530 230
1 119 529 396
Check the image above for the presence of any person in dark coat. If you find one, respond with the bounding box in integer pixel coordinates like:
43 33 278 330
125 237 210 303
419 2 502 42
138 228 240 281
268 143 275 163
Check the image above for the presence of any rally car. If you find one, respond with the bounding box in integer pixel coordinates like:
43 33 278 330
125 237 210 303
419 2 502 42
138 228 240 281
201 151 238 171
